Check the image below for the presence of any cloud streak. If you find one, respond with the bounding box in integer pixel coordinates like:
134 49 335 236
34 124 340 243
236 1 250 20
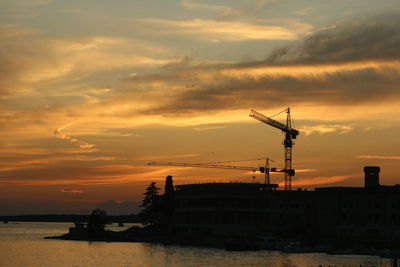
140 18 312 42
0 155 117 172
54 124 96 149
300 124 353 136
181 0 229 13
60 189 84 194
356 155 400 160
181 0 278 18
288 175 353 187
0 165 186 186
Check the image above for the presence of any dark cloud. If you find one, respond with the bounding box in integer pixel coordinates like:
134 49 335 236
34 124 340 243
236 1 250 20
144 68 399 115
266 13 400 64
127 13 400 115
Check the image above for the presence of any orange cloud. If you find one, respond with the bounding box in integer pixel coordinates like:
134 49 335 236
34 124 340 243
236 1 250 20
54 124 96 149
140 18 312 42
300 124 353 136
138 154 201 161
0 155 117 172
356 155 400 160
192 125 227 131
286 175 354 187
60 189 84 194
220 60 400 80
295 169 317 173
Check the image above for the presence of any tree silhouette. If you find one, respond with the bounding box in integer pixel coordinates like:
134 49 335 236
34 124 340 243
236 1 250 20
88 209 107 230
85 209 108 239
139 182 160 225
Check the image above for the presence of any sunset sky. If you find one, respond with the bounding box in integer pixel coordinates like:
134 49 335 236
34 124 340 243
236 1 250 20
1 0 400 215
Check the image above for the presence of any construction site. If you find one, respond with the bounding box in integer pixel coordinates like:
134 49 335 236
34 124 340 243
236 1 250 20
147 109 400 247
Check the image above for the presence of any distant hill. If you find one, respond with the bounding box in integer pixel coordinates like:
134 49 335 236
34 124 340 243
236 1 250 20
0 214 141 223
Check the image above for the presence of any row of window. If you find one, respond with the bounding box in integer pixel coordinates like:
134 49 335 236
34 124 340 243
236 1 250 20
175 211 291 225
339 201 400 209
176 198 302 209
338 213 400 223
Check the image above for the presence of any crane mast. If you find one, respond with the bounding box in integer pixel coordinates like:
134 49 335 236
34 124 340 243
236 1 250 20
249 108 299 190
264 158 270 185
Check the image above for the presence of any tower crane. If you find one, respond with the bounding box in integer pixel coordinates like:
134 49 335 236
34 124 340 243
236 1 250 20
147 159 284 186
249 108 299 190
206 157 275 185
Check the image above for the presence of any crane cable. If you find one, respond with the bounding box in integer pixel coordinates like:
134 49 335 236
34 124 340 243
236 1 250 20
269 108 297 131
269 108 287 118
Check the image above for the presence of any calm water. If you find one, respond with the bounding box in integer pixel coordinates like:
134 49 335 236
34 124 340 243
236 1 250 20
0 222 392 267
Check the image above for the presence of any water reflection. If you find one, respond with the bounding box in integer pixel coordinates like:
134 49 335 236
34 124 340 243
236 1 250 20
0 222 392 267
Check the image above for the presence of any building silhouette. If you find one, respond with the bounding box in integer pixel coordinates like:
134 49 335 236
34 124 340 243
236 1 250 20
169 166 400 246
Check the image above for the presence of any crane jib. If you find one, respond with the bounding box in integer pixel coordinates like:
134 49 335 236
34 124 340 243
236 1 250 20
249 109 298 136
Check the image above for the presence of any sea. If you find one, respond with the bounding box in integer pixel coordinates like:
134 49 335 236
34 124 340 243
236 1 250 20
0 222 394 267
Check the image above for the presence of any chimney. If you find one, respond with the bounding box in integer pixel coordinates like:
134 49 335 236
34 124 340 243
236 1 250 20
364 166 380 188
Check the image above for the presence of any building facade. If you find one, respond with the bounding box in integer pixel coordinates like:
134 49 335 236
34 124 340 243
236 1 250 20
171 166 400 245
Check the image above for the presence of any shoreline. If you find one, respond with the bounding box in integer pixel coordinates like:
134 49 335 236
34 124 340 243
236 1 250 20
44 224 400 259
